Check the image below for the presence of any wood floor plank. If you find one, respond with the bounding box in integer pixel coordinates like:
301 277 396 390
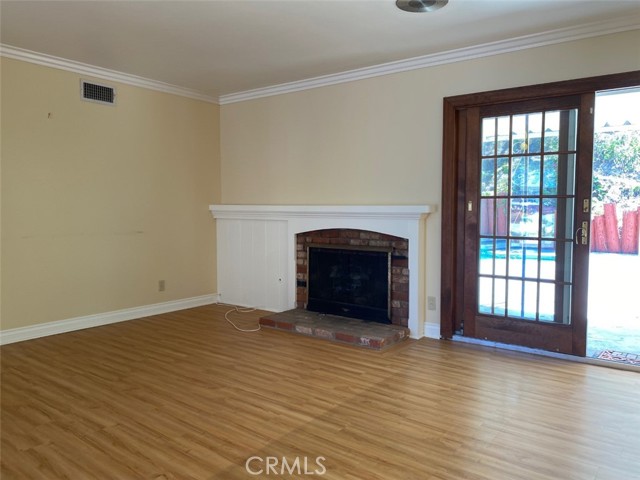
2 304 639 479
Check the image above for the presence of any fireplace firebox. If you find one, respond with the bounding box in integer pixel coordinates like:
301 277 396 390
307 245 391 324
297 229 410 327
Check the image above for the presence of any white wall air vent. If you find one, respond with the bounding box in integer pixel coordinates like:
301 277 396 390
80 80 116 105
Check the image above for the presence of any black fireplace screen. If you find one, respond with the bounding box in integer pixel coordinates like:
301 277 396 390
307 246 391 323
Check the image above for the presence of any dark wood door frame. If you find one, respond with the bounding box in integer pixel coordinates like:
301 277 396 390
440 70 640 341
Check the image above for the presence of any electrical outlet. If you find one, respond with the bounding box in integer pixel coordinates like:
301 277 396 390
427 296 436 311
159 280 165 292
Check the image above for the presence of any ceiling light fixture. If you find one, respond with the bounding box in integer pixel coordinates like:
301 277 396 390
396 0 448 13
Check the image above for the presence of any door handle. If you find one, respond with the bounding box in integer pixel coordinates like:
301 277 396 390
574 221 589 245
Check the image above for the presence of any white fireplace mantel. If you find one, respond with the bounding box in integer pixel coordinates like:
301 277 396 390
209 204 435 338
210 204 433 220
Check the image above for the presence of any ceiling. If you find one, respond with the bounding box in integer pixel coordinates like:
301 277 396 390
2 1 639 100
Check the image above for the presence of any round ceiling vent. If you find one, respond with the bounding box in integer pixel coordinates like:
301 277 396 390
396 0 448 13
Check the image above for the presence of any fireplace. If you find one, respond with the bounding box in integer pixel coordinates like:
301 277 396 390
297 229 409 327
209 204 434 338
307 245 391 324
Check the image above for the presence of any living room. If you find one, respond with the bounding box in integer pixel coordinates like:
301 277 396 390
1 2 639 478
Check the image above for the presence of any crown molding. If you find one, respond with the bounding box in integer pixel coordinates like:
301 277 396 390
3 14 638 107
219 15 640 105
0 44 219 104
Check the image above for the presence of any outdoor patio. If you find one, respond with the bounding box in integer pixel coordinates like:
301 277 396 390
587 252 640 359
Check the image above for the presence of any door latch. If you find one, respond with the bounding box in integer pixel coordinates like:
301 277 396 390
575 221 589 245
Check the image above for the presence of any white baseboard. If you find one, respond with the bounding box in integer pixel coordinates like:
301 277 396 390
424 322 441 339
0 293 220 345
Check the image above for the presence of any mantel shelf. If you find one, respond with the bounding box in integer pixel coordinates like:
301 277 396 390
209 204 435 221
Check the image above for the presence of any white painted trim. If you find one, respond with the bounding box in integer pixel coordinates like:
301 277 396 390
219 15 640 104
424 323 441 340
0 294 220 345
0 44 219 104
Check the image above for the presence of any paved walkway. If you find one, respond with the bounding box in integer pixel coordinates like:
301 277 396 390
587 252 640 357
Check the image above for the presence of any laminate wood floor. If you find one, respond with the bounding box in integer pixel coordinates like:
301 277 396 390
2 304 639 479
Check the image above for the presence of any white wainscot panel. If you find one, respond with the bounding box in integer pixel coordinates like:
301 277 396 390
216 218 288 312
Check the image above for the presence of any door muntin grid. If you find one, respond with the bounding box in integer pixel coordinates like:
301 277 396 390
478 109 578 324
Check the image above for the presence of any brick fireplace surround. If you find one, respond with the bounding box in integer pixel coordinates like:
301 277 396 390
296 229 410 327
209 205 433 338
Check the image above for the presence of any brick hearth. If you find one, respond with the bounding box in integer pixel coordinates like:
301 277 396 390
259 309 410 350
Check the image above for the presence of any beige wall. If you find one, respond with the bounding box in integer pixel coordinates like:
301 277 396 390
1 58 220 330
2 30 637 335
220 30 640 332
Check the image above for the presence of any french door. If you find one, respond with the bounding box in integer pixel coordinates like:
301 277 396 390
442 71 640 357
460 96 593 355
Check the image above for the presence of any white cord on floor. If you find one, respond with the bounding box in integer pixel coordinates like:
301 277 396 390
218 303 261 332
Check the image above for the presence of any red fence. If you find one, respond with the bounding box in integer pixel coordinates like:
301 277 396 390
591 203 640 254
479 200 639 254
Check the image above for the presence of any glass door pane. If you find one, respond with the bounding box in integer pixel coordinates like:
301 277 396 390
478 109 578 324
